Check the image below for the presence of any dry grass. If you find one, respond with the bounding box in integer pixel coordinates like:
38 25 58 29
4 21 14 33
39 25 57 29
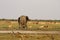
0 20 60 31
0 20 60 40
0 21 19 30
27 21 60 31
0 33 60 40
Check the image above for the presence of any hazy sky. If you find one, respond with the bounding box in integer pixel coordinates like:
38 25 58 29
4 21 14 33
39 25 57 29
0 0 60 20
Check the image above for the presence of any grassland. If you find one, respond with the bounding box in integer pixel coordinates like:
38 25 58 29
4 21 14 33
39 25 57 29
0 20 19 30
0 19 60 40
0 20 60 31
0 33 60 40
27 21 60 31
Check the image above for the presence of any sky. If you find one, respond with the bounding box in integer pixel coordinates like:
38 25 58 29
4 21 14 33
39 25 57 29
0 0 60 20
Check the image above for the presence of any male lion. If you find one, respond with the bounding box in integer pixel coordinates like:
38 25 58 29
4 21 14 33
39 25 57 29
18 15 29 29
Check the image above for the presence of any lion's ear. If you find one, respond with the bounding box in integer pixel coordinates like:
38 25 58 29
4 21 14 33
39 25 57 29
26 16 29 21
18 17 20 23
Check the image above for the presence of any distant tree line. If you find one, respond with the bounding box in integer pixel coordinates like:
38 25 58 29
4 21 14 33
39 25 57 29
0 19 17 21
0 18 60 22
29 19 60 22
